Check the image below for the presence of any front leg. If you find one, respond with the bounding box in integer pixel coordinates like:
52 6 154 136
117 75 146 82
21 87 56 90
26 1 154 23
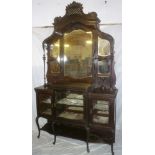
35 116 40 138
111 143 114 155
86 127 90 153
52 122 56 145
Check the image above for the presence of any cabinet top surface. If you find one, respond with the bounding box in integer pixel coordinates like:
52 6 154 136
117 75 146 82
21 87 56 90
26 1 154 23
35 83 91 91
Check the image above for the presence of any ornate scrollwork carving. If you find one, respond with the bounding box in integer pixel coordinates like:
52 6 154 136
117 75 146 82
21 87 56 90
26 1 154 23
54 16 62 23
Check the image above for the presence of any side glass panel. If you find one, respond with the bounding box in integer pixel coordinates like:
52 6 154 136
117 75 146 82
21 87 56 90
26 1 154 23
92 100 109 124
38 94 52 116
50 40 60 73
98 37 110 56
64 30 92 78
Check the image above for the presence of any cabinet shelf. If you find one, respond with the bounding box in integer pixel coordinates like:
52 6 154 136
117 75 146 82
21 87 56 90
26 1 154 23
93 115 109 124
41 108 52 116
42 98 51 104
58 111 83 120
57 98 83 106
98 55 111 61
94 110 109 116
98 73 111 77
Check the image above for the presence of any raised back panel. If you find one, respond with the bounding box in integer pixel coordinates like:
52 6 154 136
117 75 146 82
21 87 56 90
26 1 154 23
64 29 92 78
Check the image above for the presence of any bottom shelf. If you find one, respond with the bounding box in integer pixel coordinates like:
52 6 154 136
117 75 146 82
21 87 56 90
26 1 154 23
41 123 114 143
58 111 83 120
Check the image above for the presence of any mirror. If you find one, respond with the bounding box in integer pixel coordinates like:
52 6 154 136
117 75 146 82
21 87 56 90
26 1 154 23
64 30 92 78
98 60 110 74
98 37 110 56
50 40 60 59
50 40 60 73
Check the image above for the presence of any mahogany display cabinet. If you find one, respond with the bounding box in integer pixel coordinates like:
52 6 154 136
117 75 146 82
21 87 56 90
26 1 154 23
34 1 117 155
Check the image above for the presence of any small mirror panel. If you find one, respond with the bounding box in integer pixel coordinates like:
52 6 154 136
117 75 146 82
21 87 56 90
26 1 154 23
64 30 92 78
98 37 110 56
98 60 110 74
50 40 60 73
50 40 60 59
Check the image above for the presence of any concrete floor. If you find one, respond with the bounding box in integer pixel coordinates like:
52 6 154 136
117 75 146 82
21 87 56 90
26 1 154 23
32 130 122 155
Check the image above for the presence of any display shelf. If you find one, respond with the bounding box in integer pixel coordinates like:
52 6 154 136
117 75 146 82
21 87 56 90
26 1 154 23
58 111 83 120
57 98 83 106
41 108 52 116
93 115 109 124
42 98 51 104
41 123 114 143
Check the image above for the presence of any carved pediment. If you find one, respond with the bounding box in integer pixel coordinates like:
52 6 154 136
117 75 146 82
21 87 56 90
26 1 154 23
65 1 84 16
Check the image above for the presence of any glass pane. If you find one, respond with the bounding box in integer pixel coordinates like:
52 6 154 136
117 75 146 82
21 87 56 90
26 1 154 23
49 40 61 73
39 94 52 116
92 100 109 124
98 60 110 74
98 37 110 56
64 30 92 78
55 91 84 121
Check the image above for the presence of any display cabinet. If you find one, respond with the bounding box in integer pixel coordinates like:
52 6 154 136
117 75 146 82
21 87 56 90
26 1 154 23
34 1 117 154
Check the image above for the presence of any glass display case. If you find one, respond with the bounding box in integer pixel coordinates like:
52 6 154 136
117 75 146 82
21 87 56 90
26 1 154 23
35 2 117 155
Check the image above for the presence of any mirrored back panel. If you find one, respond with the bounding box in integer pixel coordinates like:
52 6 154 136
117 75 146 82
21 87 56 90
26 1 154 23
64 30 92 78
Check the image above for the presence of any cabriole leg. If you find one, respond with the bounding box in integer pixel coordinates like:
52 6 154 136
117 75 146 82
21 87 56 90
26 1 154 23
86 127 90 153
52 122 56 145
111 143 114 155
35 116 40 138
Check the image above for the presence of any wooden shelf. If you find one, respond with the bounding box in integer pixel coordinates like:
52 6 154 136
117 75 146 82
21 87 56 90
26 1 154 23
41 123 114 143
41 108 52 116
98 55 111 61
98 73 111 77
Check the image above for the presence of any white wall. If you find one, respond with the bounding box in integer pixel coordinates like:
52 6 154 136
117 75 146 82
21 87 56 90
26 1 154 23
32 0 122 131
32 0 122 27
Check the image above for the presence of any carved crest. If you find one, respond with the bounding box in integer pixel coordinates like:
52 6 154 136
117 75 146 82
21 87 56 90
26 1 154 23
65 1 84 16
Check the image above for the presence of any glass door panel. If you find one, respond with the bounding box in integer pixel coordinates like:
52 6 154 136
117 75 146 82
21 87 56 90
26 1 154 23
38 94 52 116
92 100 109 125
55 91 84 121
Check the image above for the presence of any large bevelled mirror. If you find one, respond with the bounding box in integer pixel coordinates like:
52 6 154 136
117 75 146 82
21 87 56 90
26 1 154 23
64 30 92 78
